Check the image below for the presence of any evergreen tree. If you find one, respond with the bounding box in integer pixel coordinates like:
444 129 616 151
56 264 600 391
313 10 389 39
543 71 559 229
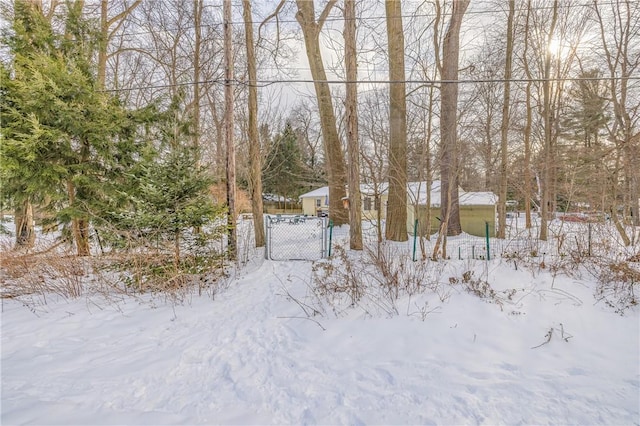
0 1 56 248
557 69 611 212
106 96 225 264
564 69 609 148
115 145 224 265
262 122 314 204
1 1 147 255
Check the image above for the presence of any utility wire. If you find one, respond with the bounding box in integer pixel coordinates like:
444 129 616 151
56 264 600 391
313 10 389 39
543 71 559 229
108 1 624 39
101 75 640 93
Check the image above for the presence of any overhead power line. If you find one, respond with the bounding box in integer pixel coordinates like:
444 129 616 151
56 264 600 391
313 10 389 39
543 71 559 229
109 1 624 39
102 75 640 93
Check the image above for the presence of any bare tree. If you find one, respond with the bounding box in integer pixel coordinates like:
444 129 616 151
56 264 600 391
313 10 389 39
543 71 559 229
344 0 363 249
290 98 323 174
522 0 535 229
462 50 502 192
436 0 469 249
360 88 390 244
191 0 203 162
530 0 590 240
97 0 142 89
402 0 446 254
498 0 515 239
539 0 560 241
295 0 348 225
594 0 640 236
384 0 408 242
242 0 265 248
224 0 236 258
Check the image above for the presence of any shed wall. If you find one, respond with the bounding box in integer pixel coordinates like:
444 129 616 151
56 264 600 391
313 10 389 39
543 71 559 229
408 205 496 238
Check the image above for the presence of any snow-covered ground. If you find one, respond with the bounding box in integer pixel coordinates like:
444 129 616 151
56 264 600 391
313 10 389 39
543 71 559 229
2 221 639 425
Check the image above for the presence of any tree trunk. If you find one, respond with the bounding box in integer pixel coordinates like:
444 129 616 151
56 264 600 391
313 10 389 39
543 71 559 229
609 156 631 246
439 0 469 237
206 91 225 177
483 117 493 190
628 138 640 227
422 0 442 253
295 0 348 225
14 198 35 249
98 0 107 89
384 0 408 242
224 0 236 259
344 0 363 250
423 86 435 246
524 80 533 229
498 0 515 239
243 0 266 248
174 231 181 268
66 180 90 256
540 0 559 241
523 1 533 229
193 0 202 165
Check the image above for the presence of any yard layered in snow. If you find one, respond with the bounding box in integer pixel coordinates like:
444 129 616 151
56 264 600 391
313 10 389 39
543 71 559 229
2 223 639 425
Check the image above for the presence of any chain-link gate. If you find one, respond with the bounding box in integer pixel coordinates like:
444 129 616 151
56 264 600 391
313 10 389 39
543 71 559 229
265 215 329 261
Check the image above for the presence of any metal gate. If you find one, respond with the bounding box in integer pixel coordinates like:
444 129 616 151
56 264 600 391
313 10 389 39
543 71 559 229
265 215 329 261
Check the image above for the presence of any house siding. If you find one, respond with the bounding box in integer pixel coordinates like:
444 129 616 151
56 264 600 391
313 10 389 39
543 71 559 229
300 189 387 219
300 183 495 237
408 205 496 238
301 197 327 216
361 194 388 221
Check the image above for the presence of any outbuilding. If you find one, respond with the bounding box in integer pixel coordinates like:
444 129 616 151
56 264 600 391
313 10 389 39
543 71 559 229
407 182 497 237
299 181 497 237
299 186 330 217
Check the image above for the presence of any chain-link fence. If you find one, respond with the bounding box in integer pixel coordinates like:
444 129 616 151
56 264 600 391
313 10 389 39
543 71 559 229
265 215 329 261
261 213 637 263
410 220 638 262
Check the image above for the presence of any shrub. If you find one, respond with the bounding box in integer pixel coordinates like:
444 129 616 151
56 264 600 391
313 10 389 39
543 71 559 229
311 242 446 317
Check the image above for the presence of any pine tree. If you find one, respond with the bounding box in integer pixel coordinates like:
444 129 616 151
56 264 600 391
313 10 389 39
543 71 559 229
262 123 313 206
116 145 224 266
564 69 609 148
1 2 148 255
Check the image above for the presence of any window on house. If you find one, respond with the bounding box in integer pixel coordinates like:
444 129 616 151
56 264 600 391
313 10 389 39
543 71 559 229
316 199 321 207
374 196 380 211
363 197 371 211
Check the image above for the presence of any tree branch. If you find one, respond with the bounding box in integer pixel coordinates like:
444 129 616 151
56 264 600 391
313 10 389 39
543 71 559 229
107 0 142 27
318 0 338 32
258 0 286 41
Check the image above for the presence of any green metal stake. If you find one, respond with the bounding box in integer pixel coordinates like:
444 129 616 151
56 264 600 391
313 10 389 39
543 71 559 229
485 221 491 261
328 219 334 257
412 219 418 261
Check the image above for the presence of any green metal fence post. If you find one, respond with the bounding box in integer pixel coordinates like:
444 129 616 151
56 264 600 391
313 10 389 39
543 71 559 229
412 219 418 261
485 221 491 261
328 219 334 257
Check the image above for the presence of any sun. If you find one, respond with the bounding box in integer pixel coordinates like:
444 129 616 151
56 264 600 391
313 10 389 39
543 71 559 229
548 37 571 59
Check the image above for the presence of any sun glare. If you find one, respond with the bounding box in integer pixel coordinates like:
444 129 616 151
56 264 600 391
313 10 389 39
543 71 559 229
548 38 561 56
548 37 571 59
